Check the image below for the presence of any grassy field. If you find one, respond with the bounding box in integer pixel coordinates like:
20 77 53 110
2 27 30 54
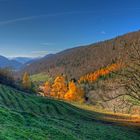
0 84 140 140
30 73 52 84
72 103 140 126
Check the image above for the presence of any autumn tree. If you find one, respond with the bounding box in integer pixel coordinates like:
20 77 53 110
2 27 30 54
40 75 85 102
41 81 51 96
121 43 140 101
22 72 31 90
79 63 122 84
65 81 84 102
50 75 68 99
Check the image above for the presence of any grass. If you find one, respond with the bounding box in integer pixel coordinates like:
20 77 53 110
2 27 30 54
72 103 140 126
30 73 52 84
0 84 140 140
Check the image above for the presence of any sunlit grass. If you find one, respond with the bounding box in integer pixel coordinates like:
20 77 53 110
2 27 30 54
30 73 52 83
72 102 140 126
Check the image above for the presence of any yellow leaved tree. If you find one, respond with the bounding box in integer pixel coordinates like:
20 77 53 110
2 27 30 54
50 75 68 99
22 72 31 90
65 81 84 102
43 81 51 96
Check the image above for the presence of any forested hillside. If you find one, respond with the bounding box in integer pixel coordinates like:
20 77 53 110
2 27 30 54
20 30 140 79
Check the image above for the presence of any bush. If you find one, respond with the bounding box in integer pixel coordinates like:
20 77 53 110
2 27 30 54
0 68 15 86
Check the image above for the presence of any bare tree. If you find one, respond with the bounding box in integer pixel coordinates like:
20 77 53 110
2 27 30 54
122 42 140 101
91 42 140 113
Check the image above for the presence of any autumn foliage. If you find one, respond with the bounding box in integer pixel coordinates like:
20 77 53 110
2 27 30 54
50 76 68 99
39 63 122 102
79 63 122 83
40 75 84 102
22 72 31 90
41 81 51 96
64 81 84 102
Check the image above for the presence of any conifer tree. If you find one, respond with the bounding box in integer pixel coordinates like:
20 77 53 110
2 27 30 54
22 72 31 90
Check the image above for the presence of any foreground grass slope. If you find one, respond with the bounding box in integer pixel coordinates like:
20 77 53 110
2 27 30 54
0 84 140 140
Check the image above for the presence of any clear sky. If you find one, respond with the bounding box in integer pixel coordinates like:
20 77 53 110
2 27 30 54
0 0 140 58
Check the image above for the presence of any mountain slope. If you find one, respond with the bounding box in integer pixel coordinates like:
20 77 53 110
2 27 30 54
12 57 33 64
20 30 140 79
0 55 22 70
0 84 140 140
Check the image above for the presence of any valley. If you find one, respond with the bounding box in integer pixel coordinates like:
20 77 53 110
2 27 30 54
0 1 140 138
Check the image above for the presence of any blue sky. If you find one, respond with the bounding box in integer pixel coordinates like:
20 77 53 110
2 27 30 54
0 0 140 58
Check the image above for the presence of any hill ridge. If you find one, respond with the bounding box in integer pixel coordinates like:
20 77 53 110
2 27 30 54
20 30 140 79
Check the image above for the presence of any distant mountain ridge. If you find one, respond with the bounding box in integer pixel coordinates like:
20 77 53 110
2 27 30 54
0 56 40 70
12 57 33 64
0 55 22 70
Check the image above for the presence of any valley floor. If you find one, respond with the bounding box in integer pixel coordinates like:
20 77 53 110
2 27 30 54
73 103 140 127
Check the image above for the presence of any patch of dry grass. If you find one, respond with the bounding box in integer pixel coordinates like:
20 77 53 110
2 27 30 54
72 103 140 127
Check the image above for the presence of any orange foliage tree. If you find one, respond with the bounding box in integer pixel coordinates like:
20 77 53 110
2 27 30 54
42 81 51 96
40 75 85 102
79 63 123 83
50 75 68 99
64 81 84 102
